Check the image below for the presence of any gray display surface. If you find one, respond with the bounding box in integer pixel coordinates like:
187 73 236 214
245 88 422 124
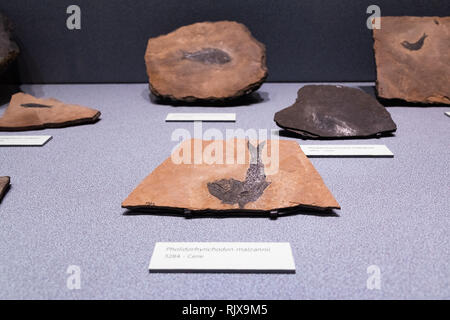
0 83 449 299
1 0 449 83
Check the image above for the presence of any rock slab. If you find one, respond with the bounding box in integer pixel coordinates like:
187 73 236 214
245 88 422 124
274 85 397 139
0 93 101 131
373 16 450 104
122 139 340 214
145 21 268 102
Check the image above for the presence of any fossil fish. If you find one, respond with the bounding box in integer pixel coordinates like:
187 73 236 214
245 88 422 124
20 103 53 108
182 47 232 65
207 141 270 209
401 33 427 51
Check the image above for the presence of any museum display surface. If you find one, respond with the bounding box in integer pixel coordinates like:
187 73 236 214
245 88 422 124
122 139 340 214
0 93 101 131
0 176 10 202
0 0 449 302
373 16 450 104
274 85 397 139
144 21 267 102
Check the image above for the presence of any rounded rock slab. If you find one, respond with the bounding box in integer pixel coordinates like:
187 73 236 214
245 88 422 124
144 21 268 103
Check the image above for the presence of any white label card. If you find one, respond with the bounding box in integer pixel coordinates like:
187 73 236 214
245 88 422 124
300 144 393 158
445 111 450 117
149 242 295 273
0 135 52 146
165 113 236 122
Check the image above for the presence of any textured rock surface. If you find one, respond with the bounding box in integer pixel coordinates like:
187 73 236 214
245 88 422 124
0 13 19 73
145 21 267 102
122 139 340 214
0 93 101 131
373 16 450 105
0 176 10 203
274 85 397 139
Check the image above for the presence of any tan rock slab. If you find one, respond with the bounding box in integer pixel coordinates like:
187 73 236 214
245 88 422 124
373 16 450 104
122 139 340 214
145 21 267 102
0 13 19 73
0 93 101 131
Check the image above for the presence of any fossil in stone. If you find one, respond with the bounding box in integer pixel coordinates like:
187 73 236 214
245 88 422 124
401 33 428 51
207 141 270 209
144 21 267 103
20 103 53 108
0 93 101 131
274 85 397 139
373 16 450 104
122 139 340 215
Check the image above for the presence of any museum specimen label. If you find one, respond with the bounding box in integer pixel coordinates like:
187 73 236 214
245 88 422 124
300 144 393 158
149 242 295 273
165 113 236 122
0 135 52 146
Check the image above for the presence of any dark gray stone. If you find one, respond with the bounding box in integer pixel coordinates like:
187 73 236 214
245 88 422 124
274 85 397 139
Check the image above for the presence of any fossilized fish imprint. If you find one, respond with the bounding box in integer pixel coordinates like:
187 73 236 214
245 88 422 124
182 48 232 65
207 141 270 209
20 103 53 108
401 33 428 51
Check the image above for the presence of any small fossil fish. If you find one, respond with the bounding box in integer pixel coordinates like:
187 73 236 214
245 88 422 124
207 141 270 209
401 33 428 51
182 47 231 65
21 103 53 108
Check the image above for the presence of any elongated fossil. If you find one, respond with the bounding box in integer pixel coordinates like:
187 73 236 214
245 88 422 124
21 103 52 108
401 33 427 51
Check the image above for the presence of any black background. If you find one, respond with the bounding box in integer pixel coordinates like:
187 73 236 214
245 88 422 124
1 0 449 83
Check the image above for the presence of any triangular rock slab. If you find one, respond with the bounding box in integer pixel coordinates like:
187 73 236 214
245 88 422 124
373 16 450 105
0 93 101 131
145 21 267 103
274 85 397 139
122 139 340 214
0 176 10 202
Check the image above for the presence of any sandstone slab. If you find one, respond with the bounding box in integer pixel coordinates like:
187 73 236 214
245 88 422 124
122 139 340 214
0 93 101 131
274 85 397 139
373 16 450 104
145 21 267 102
0 176 10 202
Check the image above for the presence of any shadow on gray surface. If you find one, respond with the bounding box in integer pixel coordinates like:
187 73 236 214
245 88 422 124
122 206 339 219
142 89 269 107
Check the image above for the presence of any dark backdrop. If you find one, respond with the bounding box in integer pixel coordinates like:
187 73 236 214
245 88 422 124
1 0 448 83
